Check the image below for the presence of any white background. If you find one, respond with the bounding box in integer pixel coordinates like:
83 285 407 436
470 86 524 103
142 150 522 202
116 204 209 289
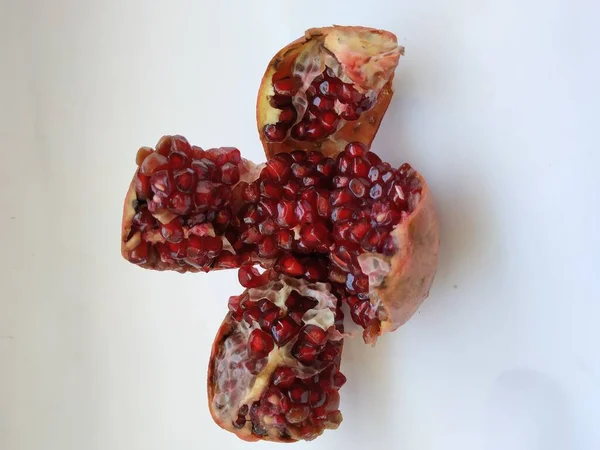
1 0 599 449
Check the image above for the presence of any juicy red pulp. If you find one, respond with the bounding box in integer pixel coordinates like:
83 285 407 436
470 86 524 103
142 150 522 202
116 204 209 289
263 67 376 143
216 285 346 440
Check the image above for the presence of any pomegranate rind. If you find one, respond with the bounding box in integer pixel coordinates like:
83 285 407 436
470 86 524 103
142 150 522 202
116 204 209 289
256 26 403 159
360 173 439 343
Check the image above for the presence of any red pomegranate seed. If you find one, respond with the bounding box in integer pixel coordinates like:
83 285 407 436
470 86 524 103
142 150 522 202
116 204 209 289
366 152 382 165
277 230 294 250
368 166 381 182
290 122 307 140
214 208 231 226
295 199 316 224
272 367 296 389
333 372 347 388
316 158 335 177
135 172 152 199
352 274 369 293
260 180 283 199
289 150 306 162
248 329 274 359
291 162 312 178
260 310 280 332
362 228 388 252
370 183 383 199
238 265 270 288
241 204 260 224
263 123 288 142
168 241 187 258
279 107 297 125
191 160 218 180
332 222 352 241
140 151 168 175
277 254 304 276
228 294 244 314
288 384 310 404
186 236 205 257
258 218 277 235
271 316 301 346
311 96 335 112
160 219 183 243
330 207 354 223
348 178 367 198
345 142 367 157
372 201 402 226
324 390 341 412
168 151 187 169
269 94 292 108
129 242 149 264
286 406 310 424
320 111 339 131
232 415 246 429
292 342 318 365
306 151 324 164
173 168 195 193
168 191 193 214
214 251 239 269
304 120 326 140
264 155 292 183
243 306 261 324
258 236 278 258
301 325 327 347
337 154 352 174
194 181 216 210
341 105 359 120
281 179 300 199
276 200 297 227
240 225 263 244
242 181 260 203
333 175 349 188
273 77 300 96
300 222 329 248
338 83 358 104
330 246 354 272
132 208 154 231
350 219 370 242
309 387 327 407
302 175 321 187
330 188 354 206
318 79 341 98
203 236 223 257
258 198 278 217
150 170 173 195
220 162 240 185
350 158 370 177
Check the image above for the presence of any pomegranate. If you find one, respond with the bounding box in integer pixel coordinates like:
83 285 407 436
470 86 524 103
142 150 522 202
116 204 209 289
256 26 404 158
208 272 346 441
120 25 440 443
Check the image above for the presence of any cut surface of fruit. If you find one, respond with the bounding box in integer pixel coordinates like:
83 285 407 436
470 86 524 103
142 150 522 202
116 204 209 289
208 273 345 442
256 26 404 158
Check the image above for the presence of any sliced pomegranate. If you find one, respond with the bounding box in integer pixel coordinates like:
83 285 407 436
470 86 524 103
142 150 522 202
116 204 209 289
207 275 344 442
257 26 404 158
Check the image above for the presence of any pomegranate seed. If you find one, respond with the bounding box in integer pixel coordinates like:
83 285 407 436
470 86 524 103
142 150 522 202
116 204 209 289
168 241 187 258
214 251 239 269
260 310 280 332
203 236 223 257
258 218 278 235
260 180 283 199
330 246 354 272
309 387 327 407
338 83 358 104
132 208 154 231
360 96 375 111
228 294 244 314
191 160 219 181
243 306 261 324
324 390 340 412
269 94 292 108
257 198 278 217
350 219 370 242
341 105 359 120
301 325 327 347
248 329 274 359
350 179 367 198
372 201 402 226
220 162 240 185
353 274 369 293
300 222 329 249
336 154 352 174
241 204 260 224
168 151 187 169
316 158 335 177
273 77 300 96
311 96 335 112
140 152 168 175
290 150 306 162
242 182 260 203
291 162 312 178
276 200 297 227
129 242 149 264
186 236 205 257
277 230 294 250
320 111 339 131
271 316 301 346
160 219 183 243
194 181 216 210
232 414 246 429
291 122 307 140
330 207 354 223
216 147 241 165
390 184 408 209
272 367 296 389
258 236 278 258
279 107 297 125
350 158 370 177
370 183 383 199
135 172 152 199
333 175 349 188
318 79 341 98
173 168 195 193
330 188 354 206
277 254 304 276
295 199 316 224
150 170 173 195
304 120 326 140
345 142 367 157
264 156 291 183
286 405 310 424
214 208 231 226
292 342 319 365
366 152 382 165
368 166 381 182
318 342 340 363
240 225 263 244
263 123 288 142
306 151 324 164
168 191 192 214
381 170 394 184
282 179 301 199
314 189 330 217
362 228 388 252
333 372 347 388
288 384 310 404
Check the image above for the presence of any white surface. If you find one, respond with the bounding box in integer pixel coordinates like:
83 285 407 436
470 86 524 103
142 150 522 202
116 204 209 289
1 1 599 449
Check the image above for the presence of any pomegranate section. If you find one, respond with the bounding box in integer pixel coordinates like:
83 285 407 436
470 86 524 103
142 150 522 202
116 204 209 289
208 274 345 442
